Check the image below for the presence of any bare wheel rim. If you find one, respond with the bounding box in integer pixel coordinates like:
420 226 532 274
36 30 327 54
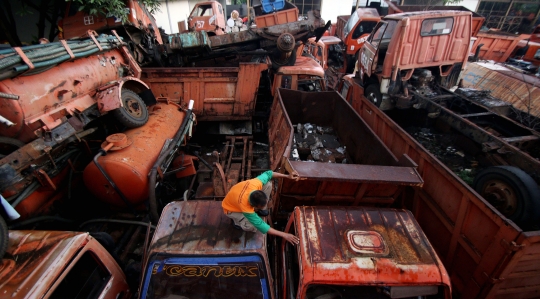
482 179 518 216
366 92 379 104
124 98 143 118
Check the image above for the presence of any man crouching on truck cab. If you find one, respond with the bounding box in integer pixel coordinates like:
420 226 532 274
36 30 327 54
222 170 300 245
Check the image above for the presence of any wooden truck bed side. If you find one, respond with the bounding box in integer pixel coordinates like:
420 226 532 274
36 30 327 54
340 75 540 299
141 62 268 121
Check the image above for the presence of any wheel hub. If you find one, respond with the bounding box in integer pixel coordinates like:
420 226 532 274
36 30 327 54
482 179 518 216
125 98 143 118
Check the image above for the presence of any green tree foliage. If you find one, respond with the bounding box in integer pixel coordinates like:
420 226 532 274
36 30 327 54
70 0 161 23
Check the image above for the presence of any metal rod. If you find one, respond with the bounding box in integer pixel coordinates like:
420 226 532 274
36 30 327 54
0 92 19 100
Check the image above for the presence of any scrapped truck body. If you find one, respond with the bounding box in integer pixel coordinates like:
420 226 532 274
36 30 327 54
166 3 328 68
338 74 540 299
335 8 381 73
1 230 130 299
358 11 472 109
0 34 153 220
138 200 451 299
268 89 424 219
140 62 268 121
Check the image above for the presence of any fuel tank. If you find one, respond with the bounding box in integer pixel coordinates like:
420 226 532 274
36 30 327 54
83 102 186 206
0 48 129 143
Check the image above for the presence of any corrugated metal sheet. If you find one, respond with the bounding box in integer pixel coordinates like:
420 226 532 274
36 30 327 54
149 201 266 255
295 206 450 285
0 231 88 298
461 62 540 119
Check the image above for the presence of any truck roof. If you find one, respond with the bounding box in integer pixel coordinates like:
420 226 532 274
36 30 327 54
0 230 89 298
295 206 450 287
384 10 472 20
277 56 325 77
148 201 266 256
319 36 341 44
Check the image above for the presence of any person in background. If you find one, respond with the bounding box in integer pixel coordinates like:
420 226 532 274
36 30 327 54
221 170 300 244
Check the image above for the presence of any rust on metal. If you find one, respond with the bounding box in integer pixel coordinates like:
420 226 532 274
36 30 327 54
83 103 187 207
268 89 423 216
13 47 34 71
339 74 536 299
148 200 266 255
293 206 451 297
60 40 75 59
141 63 268 121
0 230 130 298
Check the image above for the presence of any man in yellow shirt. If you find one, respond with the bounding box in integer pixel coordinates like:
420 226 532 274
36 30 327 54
222 170 299 245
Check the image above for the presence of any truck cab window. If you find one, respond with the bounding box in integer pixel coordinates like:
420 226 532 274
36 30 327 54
196 5 213 16
298 76 323 92
352 21 378 39
421 17 454 36
141 256 270 299
340 82 351 102
49 251 111 299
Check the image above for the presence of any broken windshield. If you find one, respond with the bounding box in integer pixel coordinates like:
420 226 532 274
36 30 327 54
140 255 271 299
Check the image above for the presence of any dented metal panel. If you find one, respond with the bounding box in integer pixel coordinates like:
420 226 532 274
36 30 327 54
0 230 130 299
148 201 266 256
295 206 451 288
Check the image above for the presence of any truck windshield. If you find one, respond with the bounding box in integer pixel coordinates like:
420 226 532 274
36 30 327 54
140 255 271 299
298 77 324 92
352 21 378 39
343 13 360 39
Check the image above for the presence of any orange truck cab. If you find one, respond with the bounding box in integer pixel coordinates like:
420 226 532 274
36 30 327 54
336 8 381 73
358 11 472 109
302 36 347 89
272 56 326 97
138 200 451 299
1 230 130 299
186 1 226 35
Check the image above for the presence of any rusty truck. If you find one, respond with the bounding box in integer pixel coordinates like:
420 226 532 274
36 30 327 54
335 7 381 73
165 1 328 68
0 33 159 254
138 200 451 299
357 11 472 109
337 73 540 298
1 230 131 298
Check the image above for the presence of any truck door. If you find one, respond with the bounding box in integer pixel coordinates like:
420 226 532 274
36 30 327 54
360 21 388 80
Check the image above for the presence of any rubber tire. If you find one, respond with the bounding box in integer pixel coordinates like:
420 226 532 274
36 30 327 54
473 166 540 228
0 136 25 159
0 215 8 259
364 84 382 108
112 89 149 128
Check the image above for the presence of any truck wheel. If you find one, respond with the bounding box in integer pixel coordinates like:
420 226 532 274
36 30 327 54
364 84 382 108
473 166 540 228
0 215 8 259
0 137 24 159
113 89 149 128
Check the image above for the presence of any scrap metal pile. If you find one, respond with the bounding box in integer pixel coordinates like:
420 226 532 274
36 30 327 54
290 123 347 163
